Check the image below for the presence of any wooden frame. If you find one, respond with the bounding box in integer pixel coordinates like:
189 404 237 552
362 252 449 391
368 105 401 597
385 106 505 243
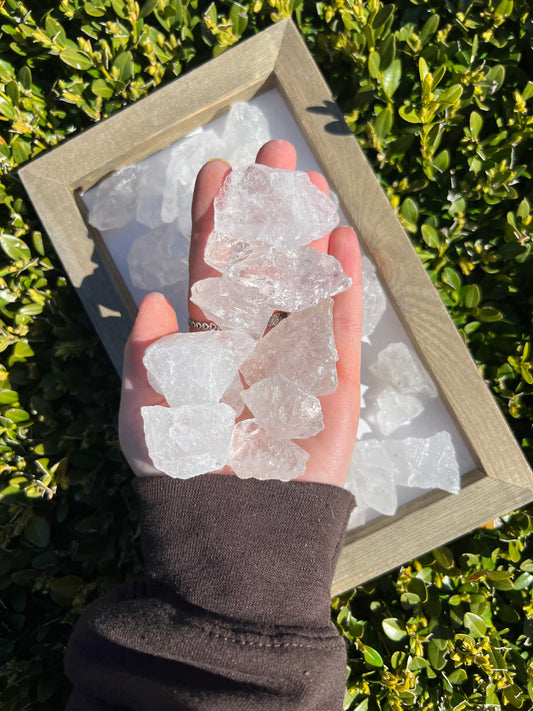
19 19 533 594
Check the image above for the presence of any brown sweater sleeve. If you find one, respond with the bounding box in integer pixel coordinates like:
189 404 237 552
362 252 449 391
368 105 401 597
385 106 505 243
64 474 355 710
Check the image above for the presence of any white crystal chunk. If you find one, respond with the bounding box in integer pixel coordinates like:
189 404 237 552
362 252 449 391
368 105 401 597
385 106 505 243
222 103 270 167
190 276 273 337
240 299 338 396
388 431 461 494
88 166 139 231
128 223 190 291
142 403 235 478
370 342 438 398
136 152 169 228
362 256 387 341
220 372 245 417
347 440 398 516
143 331 256 407
229 419 309 481
213 164 339 250
225 244 352 313
376 387 423 436
241 374 324 440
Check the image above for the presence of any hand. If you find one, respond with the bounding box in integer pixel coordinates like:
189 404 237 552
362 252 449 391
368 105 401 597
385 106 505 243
119 140 362 487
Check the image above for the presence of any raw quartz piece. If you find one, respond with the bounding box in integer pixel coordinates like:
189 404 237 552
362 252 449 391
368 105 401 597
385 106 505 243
213 164 339 251
240 298 338 396
142 403 235 479
224 244 352 313
161 130 224 232
388 431 461 494
241 373 324 440
376 387 423 436
190 276 273 338
88 165 139 231
362 256 386 341
143 330 256 407
347 440 398 516
222 103 270 168
229 419 309 481
220 372 245 418
136 151 169 228
370 341 438 398
128 223 189 291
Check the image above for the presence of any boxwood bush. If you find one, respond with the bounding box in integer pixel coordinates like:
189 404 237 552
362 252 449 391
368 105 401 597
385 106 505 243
0 0 531 708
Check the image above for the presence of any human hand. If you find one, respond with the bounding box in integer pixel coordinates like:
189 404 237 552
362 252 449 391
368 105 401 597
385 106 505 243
119 139 362 487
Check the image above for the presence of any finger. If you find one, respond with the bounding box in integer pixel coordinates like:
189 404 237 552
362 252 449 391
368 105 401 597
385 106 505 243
119 292 179 475
297 226 362 487
306 170 331 255
121 292 179 404
255 139 297 169
189 159 232 324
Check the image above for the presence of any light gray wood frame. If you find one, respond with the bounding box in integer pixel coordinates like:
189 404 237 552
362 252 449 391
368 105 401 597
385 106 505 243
19 19 533 594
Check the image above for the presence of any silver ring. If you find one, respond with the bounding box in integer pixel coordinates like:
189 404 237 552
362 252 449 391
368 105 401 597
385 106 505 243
267 311 288 328
188 317 221 331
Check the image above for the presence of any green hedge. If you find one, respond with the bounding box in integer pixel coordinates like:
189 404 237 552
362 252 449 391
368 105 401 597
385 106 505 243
0 0 531 708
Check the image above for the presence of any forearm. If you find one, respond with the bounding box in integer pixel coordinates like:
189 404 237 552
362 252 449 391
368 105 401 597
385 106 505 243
65 475 354 710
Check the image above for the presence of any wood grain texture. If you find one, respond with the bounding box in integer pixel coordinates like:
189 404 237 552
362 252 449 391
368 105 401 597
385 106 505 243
19 19 533 590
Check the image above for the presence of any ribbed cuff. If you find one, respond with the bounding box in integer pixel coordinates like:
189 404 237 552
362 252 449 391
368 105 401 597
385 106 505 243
136 474 354 628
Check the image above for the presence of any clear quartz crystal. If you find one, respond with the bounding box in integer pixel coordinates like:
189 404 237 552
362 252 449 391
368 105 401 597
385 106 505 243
220 372 245 417
229 419 309 481
214 164 339 250
240 299 338 396
370 341 438 398
225 244 352 313
347 440 398 516
388 431 460 494
136 151 169 228
142 403 235 478
190 276 273 337
362 256 387 341
128 223 190 291
376 387 423 436
143 330 256 407
241 373 324 440
88 165 139 231
222 103 270 166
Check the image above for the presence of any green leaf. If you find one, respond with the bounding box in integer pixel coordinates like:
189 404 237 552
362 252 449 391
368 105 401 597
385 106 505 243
84 1 107 16
477 306 503 323
368 51 380 79
374 107 392 141
420 14 439 45
484 65 505 94
139 0 159 18
4 408 30 423
363 645 384 667
433 546 454 569
0 390 18 404
464 284 481 309
464 612 487 638
59 48 93 70
421 223 441 248
113 51 134 82
91 79 114 99
229 2 247 37
50 575 84 605
442 267 461 290
428 639 447 670
6 80 19 105
382 617 408 641
24 516 50 548
400 198 418 230
448 668 468 685
470 111 483 139
418 56 429 82
382 59 401 99
438 84 463 105
399 105 420 123
0 233 31 260
487 570 514 589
